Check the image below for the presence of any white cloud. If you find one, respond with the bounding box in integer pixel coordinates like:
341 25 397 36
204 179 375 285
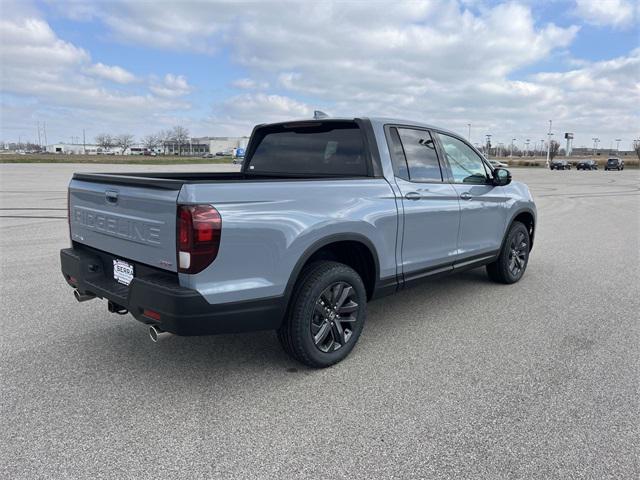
220 93 312 121
150 74 192 97
574 0 637 28
231 78 269 90
4 1 639 146
0 13 190 142
530 48 640 142
86 62 137 84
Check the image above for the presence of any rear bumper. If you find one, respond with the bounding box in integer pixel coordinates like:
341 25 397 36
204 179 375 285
60 246 284 336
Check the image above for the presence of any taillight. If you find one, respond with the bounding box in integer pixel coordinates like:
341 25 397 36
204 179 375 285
176 205 222 274
67 187 72 243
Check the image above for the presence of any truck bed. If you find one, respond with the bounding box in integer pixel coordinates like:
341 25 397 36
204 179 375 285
72 172 248 190
72 171 369 189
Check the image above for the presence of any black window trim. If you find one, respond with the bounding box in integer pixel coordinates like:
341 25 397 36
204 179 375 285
383 124 446 184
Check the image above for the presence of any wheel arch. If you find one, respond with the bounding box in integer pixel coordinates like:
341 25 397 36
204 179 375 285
508 208 536 251
283 233 381 308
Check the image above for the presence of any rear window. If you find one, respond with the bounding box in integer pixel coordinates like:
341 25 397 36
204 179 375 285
246 122 367 176
607 158 619 164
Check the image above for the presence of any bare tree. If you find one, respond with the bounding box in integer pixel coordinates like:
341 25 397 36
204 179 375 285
171 126 189 156
142 134 159 152
95 133 113 150
115 134 135 154
549 140 560 161
157 129 171 155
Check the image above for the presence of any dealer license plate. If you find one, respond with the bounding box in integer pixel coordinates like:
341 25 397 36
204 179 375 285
113 259 134 286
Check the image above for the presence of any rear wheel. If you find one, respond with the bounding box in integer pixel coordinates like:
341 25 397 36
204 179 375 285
277 261 367 368
486 221 530 284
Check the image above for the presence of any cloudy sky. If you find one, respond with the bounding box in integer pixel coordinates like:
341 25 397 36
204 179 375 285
1 0 638 150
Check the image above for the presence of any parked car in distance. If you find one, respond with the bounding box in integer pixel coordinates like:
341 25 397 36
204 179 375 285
215 151 226 156
202 153 214 158
489 159 509 168
576 159 597 170
550 159 571 170
604 157 624 171
61 117 536 368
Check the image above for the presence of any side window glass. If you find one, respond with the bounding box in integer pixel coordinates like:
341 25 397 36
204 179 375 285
387 127 409 180
397 128 443 182
437 133 489 184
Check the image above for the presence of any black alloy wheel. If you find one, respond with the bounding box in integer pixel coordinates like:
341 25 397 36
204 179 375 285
311 281 359 353
507 230 528 278
486 221 531 284
277 261 367 368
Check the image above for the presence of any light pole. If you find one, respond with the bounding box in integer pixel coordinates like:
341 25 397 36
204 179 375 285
525 139 530 157
510 138 516 157
467 123 471 141
545 120 553 168
592 137 600 156
485 134 492 157
615 138 621 152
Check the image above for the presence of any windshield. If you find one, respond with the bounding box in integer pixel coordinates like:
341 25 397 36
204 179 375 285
246 122 367 176
607 159 618 164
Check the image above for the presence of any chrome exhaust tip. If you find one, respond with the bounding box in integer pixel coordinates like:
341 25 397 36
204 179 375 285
74 289 95 302
149 325 170 342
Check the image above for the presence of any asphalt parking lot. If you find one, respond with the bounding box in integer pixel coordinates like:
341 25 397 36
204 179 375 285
1 163 638 479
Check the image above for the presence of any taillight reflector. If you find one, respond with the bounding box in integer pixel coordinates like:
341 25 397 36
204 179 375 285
177 205 222 274
143 309 161 321
67 187 72 243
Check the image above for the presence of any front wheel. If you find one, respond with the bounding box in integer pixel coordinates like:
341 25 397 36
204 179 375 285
486 221 531 284
277 261 367 368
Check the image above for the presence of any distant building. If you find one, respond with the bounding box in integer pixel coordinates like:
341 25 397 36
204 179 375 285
45 136 252 156
164 141 209 156
46 143 97 154
571 147 634 157
196 136 250 155
45 143 124 155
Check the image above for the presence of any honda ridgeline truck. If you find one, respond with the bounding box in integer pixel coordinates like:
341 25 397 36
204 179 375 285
61 118 536 367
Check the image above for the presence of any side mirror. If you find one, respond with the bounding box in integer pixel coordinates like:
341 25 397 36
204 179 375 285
493 167 511 186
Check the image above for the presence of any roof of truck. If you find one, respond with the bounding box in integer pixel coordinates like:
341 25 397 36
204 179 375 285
259 116 461 138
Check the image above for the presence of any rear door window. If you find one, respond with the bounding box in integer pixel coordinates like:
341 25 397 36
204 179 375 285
395 128 443 182
247 122 367 176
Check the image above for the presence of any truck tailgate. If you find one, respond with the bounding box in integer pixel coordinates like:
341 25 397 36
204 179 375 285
69 179 179 272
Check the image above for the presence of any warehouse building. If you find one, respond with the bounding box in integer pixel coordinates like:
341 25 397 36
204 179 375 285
195 136 250 155
46 143 102 154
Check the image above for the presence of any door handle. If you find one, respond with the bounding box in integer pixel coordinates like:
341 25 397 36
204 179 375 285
105 190 119 203
459 192 472 200
404 192 421 200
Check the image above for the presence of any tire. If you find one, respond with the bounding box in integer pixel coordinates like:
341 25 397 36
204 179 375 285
277 261 367 368
486 221 531 284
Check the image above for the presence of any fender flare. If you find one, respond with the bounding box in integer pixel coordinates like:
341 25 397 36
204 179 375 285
504 207 536 251
282 232 381 308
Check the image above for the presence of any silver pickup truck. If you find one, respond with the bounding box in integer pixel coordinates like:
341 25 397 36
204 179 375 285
61 118 536 367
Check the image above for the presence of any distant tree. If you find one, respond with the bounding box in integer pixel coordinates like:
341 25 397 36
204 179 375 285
115 134 135 154
156 130 170 155
95 133 113 150
549 140 560 160
142 134 160 151
634 140 640 161
171 126 189 155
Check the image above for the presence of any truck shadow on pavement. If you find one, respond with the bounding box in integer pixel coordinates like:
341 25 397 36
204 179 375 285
75 268 495 373
7 267 505 405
